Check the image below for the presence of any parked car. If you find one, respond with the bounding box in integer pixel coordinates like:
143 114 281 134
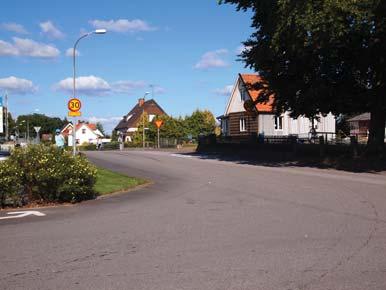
0 151 10 161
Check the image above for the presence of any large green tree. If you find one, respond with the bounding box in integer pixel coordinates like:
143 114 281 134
185 109 216 138
16 114 67 137
220 0 386 152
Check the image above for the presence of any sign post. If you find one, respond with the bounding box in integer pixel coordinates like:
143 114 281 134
0 97 3 134
34 126 41 144
155 119 163 149
67 98 82 153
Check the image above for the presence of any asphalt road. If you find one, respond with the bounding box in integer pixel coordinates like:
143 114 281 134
1 150 386 290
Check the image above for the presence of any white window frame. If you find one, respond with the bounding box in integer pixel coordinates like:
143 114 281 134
274 116 283 130
240 117 247 132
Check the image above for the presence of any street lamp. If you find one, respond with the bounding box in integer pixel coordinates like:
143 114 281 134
71 29 107 156
142 92 150 148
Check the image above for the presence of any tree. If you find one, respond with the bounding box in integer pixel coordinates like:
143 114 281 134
185 110 216 138
96 122 105 135
220 0 386 153
16 114 66 137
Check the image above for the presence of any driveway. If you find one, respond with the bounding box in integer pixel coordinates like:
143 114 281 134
1 150 386 290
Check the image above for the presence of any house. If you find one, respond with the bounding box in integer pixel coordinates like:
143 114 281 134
61 121 104 146
114 98 167 142
347 113 370 138
348 113 386 141
218 74 336 139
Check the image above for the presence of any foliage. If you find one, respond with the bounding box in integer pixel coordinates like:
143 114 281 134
0 160 23 207
96 122 105 135
0 145 97 206
220 0 386 151
185 110 216 138
15 114 67 138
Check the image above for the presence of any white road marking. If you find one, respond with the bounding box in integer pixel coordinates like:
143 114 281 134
170 154 194 158
0 211 46 220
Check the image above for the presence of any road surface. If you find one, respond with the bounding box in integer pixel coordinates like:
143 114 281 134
1 150 386 290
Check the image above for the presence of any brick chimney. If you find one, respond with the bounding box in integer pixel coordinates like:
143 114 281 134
138 98 145 107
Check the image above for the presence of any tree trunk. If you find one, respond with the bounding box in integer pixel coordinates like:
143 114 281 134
367 97 386 156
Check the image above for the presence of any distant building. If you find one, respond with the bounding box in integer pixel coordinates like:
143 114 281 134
217 74 336 138
61 121 104 146
347 113 370 138
115 98 167 142
348 113 386 141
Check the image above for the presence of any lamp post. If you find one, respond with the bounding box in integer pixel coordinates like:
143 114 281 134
142 92 150 148
71 29 107 156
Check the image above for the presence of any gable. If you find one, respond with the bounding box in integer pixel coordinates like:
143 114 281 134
115 99 167 131
225 78 250 115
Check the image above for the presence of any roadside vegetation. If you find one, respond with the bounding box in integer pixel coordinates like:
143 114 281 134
0 145 146 208
94 167 147 195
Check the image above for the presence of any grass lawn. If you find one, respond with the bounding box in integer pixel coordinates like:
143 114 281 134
94 167 148 195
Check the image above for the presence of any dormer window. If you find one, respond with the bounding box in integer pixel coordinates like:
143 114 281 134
126 114 132 121
240 86 248 101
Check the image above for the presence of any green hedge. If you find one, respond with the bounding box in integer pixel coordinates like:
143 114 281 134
0 145 97 207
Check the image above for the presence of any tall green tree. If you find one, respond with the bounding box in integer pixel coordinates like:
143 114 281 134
16 114 66 137
220 0 386 153
185 109 216 138
96 122 105 135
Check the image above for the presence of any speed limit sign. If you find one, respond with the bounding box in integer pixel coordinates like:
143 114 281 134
68 98 82 112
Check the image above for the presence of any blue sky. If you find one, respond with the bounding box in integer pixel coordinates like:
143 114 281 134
0 0 254 133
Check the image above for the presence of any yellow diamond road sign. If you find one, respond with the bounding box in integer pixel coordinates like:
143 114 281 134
68 111 81 117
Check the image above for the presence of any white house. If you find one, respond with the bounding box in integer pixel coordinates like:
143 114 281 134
61 122 104 146
218 74 336 139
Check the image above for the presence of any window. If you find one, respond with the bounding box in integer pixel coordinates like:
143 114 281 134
240 86 248 101
275 116 283 130
149 114 155 122
82 129 86 134
240 118 247 132
222 119 229 135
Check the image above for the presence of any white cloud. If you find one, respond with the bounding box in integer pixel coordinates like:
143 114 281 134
213 85 233 96
111 80 147 94
153 86 166 95
0 37 60 58
89 19 157 33
54 76 165 97
1 22 28 34
0 76 37 95
40 21 65 39
65 48 80 57
54 75 111 96
86 116 123 134
194 49 229 69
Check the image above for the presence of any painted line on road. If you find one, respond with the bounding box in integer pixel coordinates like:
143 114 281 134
0 211 46 220
170 154 194 158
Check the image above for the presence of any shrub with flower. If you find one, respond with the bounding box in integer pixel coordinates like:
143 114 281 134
0 145 97 207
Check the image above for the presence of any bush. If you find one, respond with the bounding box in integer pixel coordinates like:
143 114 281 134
0 160 23 207
102 141 120 150
78 143 97 151
0 145 97 206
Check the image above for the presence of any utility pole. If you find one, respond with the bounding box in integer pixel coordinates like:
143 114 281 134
149 84 155 99
4 92 8 140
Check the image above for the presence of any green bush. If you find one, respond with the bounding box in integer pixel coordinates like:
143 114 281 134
78 143 97 151
0 160 23 207
0 145 97 206
102 141 120 150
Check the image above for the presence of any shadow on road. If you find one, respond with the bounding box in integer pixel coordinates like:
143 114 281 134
180 151 386 173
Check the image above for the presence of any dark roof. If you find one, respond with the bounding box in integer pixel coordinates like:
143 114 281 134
347 113 371 122
115 99 167 131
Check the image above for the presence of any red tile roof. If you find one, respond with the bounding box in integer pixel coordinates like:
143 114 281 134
239 74 274 113
61 123 98 136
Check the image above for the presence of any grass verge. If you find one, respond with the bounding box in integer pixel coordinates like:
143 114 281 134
94 167 148 195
